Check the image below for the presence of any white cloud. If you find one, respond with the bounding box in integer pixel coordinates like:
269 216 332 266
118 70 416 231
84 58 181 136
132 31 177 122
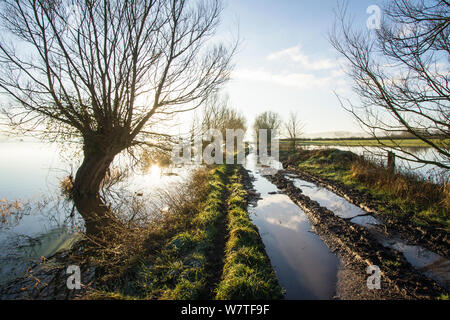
267 44 335 71
234 68 338 89
231 43 349 91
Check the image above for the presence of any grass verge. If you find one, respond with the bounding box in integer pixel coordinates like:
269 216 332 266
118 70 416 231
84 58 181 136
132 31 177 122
287 148 449 230
215 166 283 300
136 165 230 299
72 164 283 300
78 165 225 299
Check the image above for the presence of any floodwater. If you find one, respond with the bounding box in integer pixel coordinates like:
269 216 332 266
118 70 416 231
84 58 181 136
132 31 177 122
285 175 367 219
375 231 450 290
0 140 192 287
286 174 450 291
1 140 448 295
245 154 340 300
305 145 448 181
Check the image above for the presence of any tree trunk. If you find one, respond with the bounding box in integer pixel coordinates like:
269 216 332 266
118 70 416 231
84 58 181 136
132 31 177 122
72 147 121 238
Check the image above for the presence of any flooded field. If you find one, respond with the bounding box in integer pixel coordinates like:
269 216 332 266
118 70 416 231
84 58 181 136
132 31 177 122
1 141 448 297
304 145 448 182
0 141 193 286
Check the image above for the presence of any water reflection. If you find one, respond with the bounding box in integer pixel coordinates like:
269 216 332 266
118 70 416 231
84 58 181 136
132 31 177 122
374 231 450 290
149 165 162 180
0 195 82 286
245 155 340 300
304 145 448 181
0 141 194 287
285 175 368 220
285 175 449 290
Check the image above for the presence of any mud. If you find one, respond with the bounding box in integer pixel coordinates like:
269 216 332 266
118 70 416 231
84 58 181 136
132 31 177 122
285 164 449 259
266 171 447 299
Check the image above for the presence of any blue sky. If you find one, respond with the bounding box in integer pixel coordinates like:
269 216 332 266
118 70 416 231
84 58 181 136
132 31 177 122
219 0 384 135
0 0 385 139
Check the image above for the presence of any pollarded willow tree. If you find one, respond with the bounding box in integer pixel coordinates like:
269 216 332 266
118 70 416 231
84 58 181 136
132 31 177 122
329 0 450 170
0 0 235 237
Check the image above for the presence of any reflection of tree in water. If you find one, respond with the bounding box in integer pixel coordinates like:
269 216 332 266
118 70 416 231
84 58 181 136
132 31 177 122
0 199 31 230
0 161 193 290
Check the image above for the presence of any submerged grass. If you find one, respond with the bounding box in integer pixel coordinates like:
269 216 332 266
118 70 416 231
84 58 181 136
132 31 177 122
215 166 283 300
289 149 449 230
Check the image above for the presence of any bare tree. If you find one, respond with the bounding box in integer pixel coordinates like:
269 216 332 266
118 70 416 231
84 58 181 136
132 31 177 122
189 93 246 157
197 93 246 136
0 0 235 236
283 110 305 151
253 111 281 144
329 0 450 170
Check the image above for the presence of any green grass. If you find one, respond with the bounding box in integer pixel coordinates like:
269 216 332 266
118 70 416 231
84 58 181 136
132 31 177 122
290 149 449 230
144 165 230 299
280 138 450 148
84 165 229 300
84 164 283 300
215 166 283 300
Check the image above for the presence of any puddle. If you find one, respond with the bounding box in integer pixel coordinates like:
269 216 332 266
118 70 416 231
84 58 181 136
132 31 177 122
349 215 382 227
285 175 367 220
372 230 450 290
286 175 449 291
245 155 339 300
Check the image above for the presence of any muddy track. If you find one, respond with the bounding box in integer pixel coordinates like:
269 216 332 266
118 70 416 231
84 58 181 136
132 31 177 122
284 163 449 259
266 171 447 299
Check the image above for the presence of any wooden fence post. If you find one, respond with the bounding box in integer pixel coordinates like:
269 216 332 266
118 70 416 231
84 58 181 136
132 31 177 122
387 151 395 171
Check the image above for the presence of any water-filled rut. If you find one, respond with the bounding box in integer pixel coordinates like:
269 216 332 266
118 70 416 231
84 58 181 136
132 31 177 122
285 173 450 291
245 155 340 299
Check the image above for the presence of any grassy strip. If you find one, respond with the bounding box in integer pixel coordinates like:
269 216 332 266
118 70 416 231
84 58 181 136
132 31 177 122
78 166 227 300
215 166 283 300
280 138 449 148
82 164 283 300
140 165 230 299
290 149 449 230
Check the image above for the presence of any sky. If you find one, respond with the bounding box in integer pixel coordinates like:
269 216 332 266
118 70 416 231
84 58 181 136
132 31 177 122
0 0 386 140
217 0 384 136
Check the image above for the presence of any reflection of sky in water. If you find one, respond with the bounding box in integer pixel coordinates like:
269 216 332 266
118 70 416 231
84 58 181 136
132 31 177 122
375 233 450 290
286 176 367 219
245 155 339 300
285 175 449 290
0 141 193 287
250 192 339 300
0 227 81 286
0 142 71 200
349 215 382 227
305 145 447 180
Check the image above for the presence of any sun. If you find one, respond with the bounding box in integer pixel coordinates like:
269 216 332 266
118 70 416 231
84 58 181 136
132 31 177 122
149 164 161 179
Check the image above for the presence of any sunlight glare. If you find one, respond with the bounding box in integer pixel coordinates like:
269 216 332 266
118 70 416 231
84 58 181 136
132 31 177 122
149 164 162 180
